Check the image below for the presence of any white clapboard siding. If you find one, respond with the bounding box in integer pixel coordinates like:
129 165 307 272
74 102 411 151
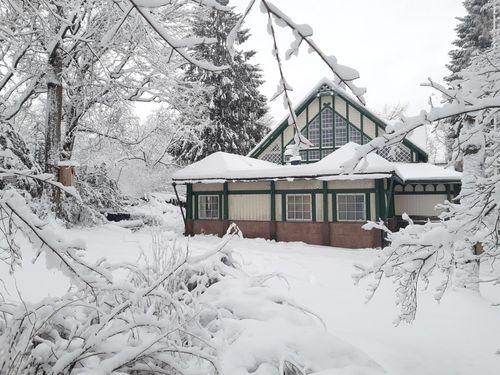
395 194 448 217
229 194 271 221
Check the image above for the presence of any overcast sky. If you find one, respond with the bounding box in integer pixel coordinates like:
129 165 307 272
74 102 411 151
232 0 466 123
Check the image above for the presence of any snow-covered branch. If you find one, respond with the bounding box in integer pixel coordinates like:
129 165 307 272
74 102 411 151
261 0 367 104
129 0 229 72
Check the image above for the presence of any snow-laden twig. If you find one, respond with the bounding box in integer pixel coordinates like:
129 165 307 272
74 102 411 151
129 0 229 72
353 50 500 324
262 4 313 158
261 0 366 104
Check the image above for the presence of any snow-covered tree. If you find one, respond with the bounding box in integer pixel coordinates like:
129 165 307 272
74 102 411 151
170 0 269 163
350 47 500 324
446 0 493 81
0 0 227 170
438 0 495 163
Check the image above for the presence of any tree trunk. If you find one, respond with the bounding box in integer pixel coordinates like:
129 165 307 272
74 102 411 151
44 48 63 210
44 50 63 173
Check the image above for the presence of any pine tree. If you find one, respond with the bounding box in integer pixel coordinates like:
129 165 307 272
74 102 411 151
170 0 269 163
441 0 494 164
446 0 493 81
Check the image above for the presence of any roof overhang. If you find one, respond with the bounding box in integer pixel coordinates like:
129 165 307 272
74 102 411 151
173 172 392 185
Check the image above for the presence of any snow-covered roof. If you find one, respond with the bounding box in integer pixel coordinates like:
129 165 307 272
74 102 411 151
172 152 278 182
173 143 458 184
393 162 462 182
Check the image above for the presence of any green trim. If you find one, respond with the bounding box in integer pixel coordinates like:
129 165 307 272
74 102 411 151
360 113 364 141
193 193 223 221
278 189 322 194
318 96 322 149
223 183 229 220
311 193 316 222
251 94 317 159
322 181 328 222
386 177 395 218
284 106 372 164
366 192 371 221
332 191 371 222
374 181 380 220
281 193 286 222
250 84 428 163
305 104 309 162
329 188 375 193
271 181 276 221
186 184 193 220
376 180 386 220
193 190 267 195
219 192 223 220
194 192 199 220
280 132 284 164
331 192 337 222
192 188 377 196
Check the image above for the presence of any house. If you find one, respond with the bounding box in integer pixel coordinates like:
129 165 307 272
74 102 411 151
172 79 461 249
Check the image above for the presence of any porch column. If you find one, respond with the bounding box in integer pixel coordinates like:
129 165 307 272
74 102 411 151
270 181 277 240
322 181 330 245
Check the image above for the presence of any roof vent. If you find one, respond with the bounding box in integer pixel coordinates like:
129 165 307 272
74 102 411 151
317 83 333 96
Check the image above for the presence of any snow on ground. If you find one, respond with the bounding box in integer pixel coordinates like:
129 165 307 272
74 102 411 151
1 200 500 375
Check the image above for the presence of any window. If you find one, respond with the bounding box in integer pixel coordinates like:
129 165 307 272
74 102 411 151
337 193 366 221
308 117 320 147
335 114 347 147
378 144 412 162
349 126 362 144
287 194 312 221
262 144 281 164
321 108 334 147
198 195 219 219
321 149 333 159
308 150 320 161
362 135 371 145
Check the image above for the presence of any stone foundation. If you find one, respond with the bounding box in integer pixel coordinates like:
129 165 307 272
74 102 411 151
186 219 383 249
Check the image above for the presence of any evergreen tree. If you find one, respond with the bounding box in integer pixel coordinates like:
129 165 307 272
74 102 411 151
441 0 494 164
446 0 493 81
170 0 269 163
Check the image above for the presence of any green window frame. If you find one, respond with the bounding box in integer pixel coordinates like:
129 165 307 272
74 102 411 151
336 193 367 222
198 194 220 220
286 194 313 221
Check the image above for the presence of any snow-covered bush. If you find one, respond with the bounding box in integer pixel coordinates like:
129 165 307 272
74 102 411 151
0 191 383 375
0 122 41 195
59 164 126 225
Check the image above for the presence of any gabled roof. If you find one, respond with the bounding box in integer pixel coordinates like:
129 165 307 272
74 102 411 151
172 143 459 184
248 77 428 160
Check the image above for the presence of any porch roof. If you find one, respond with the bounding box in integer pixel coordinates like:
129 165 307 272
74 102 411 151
172 143 462 184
